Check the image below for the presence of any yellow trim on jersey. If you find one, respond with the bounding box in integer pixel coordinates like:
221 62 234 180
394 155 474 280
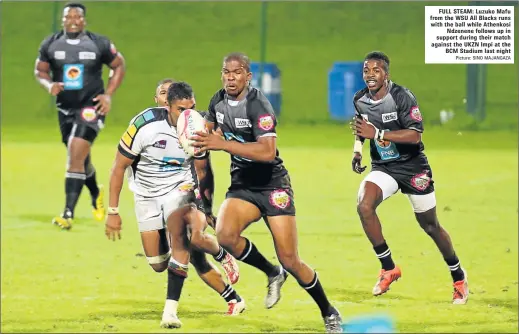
121 132 132 148
119 109 158 156
127 124 137 138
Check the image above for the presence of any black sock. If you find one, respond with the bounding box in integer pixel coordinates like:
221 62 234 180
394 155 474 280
374 241 395 271
213 246 228 262
64 172 86 218
444 255 465 282
167 261 188 301
300 272 336 318
85 171 100 205
237 238 278 277
220 284 241 303
84 155 99 203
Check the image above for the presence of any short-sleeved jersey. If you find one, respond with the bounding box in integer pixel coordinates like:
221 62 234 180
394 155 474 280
205 87 289 190
353 81 425 165
37 31 118 111
118 107 202 198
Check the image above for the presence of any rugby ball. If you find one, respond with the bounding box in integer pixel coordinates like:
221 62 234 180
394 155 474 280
177 109 207 158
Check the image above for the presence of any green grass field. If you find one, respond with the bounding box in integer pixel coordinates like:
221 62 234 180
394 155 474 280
1 1 518 332
1 124 517 333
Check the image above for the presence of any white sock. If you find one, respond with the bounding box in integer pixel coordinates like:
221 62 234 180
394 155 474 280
164 299 178 315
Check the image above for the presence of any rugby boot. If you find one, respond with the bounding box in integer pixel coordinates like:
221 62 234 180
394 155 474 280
92 185 105 222
160 312 182 328
452 268 469 305
52 209 73 230
226 298 246 316
221 252 240 284
324 310 343 333
372 266 401 296
265 266 288 309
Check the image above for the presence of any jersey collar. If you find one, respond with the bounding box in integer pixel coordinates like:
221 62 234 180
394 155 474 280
367 80 393 103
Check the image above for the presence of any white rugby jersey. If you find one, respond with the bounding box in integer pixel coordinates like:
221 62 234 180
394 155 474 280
118 107 201 198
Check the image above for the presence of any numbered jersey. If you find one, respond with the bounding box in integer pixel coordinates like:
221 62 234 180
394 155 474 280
37 31 118 111
118 107 200 198
205 87 289 190
353 81 426 165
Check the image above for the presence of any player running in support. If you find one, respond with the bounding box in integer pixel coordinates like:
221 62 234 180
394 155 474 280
105 81 244 328
34 2 126 229
350 51 469 304
190 52 343 333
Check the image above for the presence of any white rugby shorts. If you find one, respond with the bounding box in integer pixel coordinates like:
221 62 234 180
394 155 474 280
134 184 196 232
357 170 437 213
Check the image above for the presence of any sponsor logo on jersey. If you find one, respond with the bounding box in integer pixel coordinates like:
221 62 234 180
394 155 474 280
216 112 224 124
235 118 251 128
79 51 96 60
178 183 194 192
374 130 400 160
382 112 398 123
54 51 66 59
161 157 185 171
80 107 97 122
410 106 422 122
269 189 290 209
165 158 182 165
258 114 274 131
411 170 431 191
152 140 167 149
63 64 84 90
224 132 245 143
375 139 391 148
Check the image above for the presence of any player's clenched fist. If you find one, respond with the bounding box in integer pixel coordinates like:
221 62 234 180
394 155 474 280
105 214 122 241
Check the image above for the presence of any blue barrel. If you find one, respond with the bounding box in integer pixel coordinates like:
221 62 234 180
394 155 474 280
250 62 281 116
341 314 395 333
328 61 365 121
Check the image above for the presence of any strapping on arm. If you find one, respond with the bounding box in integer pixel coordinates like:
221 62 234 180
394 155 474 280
353 135 364 154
